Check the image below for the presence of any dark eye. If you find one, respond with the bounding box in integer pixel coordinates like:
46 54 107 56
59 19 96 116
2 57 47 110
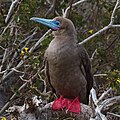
52 20 60 27
56 21 60 25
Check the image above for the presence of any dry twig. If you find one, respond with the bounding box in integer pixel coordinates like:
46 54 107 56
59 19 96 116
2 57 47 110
79 0 120 45
90 87 120 120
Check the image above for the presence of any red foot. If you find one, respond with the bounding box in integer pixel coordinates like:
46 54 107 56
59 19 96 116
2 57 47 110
52 96 81 113
52 96 63 110
67 97 80 113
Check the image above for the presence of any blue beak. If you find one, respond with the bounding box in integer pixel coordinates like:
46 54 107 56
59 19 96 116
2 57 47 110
30 17 60 31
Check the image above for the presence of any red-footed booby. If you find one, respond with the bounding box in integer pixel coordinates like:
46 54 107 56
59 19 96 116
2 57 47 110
30 17 93 113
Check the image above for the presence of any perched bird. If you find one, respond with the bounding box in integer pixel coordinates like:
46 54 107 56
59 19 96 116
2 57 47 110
30 17 93 113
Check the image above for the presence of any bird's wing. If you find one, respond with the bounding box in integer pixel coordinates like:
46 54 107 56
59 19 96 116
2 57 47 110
77 44 94 103
44 53 56 93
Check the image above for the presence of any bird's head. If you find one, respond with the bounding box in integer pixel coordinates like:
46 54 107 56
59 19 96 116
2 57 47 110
30 17 76 37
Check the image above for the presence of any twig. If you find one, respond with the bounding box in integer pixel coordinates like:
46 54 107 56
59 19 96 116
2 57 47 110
38 73 47 93
107 112 120 118
63 0 87 17
66 0 74 18
1 29 51 83
91 49 97 60
0 48 8 71
79 25 111 45
90 88 108 120
79 0 120 45
109 0 120 25
90 88 98 106
100 95 120 111
90 87 120 120
1 0 23 36
11 68 24 74
45 0 57 17
5 0 23 24
98 88 112 103
0 70 7 74
0 68 41 115
29 29 51 53
0 46 5 50
94 74 107 77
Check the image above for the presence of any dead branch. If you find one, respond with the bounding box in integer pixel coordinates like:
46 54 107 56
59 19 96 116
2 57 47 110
6 100 92 120
45 0 57 17
79 0 120 45
63 0 87 17
90 49 97 60
90 88 120 120
1 29 51 83
29 29 51 53
0 68 42 115
106 112 120 120
1 0 23 36
66 0 74 18
5 0 23 24
0 48 8 72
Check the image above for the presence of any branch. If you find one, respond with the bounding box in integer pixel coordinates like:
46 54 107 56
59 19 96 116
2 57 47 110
107 112 120 119
5 0 23 24
79 0 120 45
6 101 92 120
98 88 112 103
1 0 23 36
109 0 120 25
0 68 42 115
29 29 51 53
79 25 111 45
90 87 120 120
66 0 74 18
90 49 97 60
0 48 8 71
45 0 57 17
63 0 87 17
94 74 107 77
100 95 120 111
1 29 51 83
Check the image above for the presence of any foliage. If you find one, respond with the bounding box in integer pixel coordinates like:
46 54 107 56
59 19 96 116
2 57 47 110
106 69 120 95
0 0 120 116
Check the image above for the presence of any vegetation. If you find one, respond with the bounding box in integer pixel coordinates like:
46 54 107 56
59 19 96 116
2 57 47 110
0 0 120 119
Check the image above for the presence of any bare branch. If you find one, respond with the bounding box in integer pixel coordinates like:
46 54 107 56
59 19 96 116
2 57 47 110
94 74 107 77
79 25 111 45
11 68 24 74
98 88 112 103
0 68 41 115
29 29 51 53
100 95 120 111
63 0 87 17
107 112 120 118
79 0 120 45
66 0 74 18
1 29 51 83
110 0 120 25
1 0 23 36
111 24 120 27
90 88 98 106
5 0 23 24
90 49 97 60
0 48 8 71
45 0 57 17
90 87 120 120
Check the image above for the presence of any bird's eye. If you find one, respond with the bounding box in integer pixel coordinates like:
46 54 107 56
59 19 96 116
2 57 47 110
56 21 60 25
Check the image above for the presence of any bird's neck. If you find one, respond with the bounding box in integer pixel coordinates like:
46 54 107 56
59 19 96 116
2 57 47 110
54 34 77 43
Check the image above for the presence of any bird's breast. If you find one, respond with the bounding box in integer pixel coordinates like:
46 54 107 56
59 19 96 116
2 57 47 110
46 40 87 99
47 41 78 67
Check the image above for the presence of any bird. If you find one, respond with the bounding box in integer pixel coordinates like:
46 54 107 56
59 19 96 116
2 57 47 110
30 16 93 113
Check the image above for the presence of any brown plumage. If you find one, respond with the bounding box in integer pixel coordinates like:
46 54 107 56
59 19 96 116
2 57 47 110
45 17 93 104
